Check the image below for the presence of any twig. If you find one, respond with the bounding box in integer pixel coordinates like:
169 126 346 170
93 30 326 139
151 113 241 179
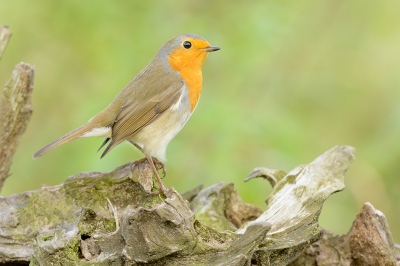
0 25 12 61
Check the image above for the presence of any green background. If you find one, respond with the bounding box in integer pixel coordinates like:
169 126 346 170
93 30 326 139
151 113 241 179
1 0 399 242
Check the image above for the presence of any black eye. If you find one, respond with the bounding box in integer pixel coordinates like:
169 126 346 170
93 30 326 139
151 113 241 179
183 41 192 49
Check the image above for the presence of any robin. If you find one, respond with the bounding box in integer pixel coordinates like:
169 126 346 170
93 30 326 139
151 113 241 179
33 33 220 196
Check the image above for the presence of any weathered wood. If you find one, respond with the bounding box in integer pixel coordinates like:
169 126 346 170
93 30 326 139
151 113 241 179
1 146 382 266
0 62 35 191
190 182 263 231
245 167 287 187
290 202 399 266
0 159 269 265
238 145 354 265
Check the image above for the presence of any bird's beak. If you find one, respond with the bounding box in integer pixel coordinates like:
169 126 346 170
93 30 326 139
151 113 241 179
202 46 220 52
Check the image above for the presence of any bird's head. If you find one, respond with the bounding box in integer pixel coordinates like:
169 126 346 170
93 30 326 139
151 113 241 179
158 33 220 72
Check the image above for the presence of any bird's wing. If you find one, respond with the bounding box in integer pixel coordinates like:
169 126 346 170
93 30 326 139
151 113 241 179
99 64 184 158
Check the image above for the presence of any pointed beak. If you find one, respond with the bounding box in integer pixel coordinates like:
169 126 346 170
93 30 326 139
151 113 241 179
202 46 220 52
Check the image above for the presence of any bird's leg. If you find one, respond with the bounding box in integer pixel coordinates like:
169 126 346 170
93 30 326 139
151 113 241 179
130 142 168 194
131 143 166 177
150 157 166 178
132 143 142 151
145 154 168 196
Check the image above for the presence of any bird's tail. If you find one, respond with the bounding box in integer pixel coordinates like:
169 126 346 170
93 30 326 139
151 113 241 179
33 123 97 159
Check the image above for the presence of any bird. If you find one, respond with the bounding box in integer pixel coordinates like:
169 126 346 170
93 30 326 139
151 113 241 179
33 33 220 196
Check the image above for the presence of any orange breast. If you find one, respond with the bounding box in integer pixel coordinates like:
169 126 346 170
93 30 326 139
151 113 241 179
168 47 208 112
178 67 202 112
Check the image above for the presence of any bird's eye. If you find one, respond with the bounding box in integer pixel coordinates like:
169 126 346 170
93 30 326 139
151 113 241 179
183 41 192 49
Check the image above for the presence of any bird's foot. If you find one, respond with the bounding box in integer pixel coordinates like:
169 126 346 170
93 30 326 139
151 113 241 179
146 184 168 197
130 156 166 178
152 157 166 178
130 155 169 197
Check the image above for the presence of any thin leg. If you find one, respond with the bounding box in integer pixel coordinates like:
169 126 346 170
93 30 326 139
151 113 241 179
145 154 168 196
132 143 143 151
131 143 166 177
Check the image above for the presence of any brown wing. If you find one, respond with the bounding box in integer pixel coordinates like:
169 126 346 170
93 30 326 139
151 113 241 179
100 79 183 158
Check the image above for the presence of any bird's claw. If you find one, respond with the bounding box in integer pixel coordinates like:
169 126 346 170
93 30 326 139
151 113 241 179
130 157 166 178
146 185 168 197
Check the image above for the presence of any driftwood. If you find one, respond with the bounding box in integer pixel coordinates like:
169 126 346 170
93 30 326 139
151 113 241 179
0 25 35 191
0 145 398 265
0 26 399 266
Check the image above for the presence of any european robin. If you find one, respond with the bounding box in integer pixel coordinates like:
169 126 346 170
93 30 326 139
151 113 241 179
33 33 220 195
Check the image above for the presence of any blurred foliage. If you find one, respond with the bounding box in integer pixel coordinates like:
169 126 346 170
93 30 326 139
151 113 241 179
0 0 399 242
